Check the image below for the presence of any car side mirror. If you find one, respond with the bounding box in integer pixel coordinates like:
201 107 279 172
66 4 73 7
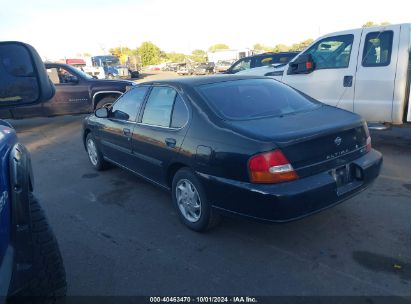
95 107 108 118
0 41 55 108
287 54 315 75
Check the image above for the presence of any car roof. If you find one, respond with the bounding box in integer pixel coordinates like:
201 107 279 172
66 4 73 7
237 51 299 60
140 75 270 87
44 62 73 69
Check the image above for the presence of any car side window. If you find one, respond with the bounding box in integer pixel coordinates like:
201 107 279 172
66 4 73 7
111 86 148 121
362 31 393 67
171 95 189 128
47 67 77 84
304 34 354 69
256 56 274 67
142 87 177 127
230 58 251 73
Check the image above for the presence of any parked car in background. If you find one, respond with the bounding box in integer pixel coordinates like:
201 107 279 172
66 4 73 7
0 63 135 119
239 23 411 127
193 62 215 75
177 63 193 76
225 51 299 74
214 60 236 73
83 76 382 232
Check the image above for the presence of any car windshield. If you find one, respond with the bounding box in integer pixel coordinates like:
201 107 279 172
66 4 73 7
197 78 319 120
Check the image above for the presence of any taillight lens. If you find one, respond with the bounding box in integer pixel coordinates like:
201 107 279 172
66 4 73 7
366 136 372 152
248 149 298 184
363 121 372 153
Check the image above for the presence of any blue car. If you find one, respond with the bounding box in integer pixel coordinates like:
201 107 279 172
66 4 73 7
0 42 66 302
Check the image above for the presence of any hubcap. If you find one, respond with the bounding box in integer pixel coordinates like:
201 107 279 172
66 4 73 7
176 179 201 223
87 138 98 166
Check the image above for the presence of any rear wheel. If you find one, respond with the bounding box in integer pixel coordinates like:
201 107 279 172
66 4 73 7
9 194 66 303
86 133 107 171
172 168 221 232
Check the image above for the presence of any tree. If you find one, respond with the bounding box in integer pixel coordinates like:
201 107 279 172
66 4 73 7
362 21 377 28
166 52 186 63
208 44 229 52
191 49 206 62
362 21 390 28
253 43 275 52
289 39 314 52
272 44 289 53
137 41 161 66
109 46 132 57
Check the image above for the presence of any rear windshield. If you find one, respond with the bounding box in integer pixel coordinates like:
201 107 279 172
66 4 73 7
197 79 319 120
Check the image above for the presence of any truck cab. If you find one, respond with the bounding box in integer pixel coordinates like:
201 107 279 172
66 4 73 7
241 24 411 126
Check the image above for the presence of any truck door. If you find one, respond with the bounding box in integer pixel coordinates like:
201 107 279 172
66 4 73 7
44 66 91 115
353 25 401 123
282 29 362 113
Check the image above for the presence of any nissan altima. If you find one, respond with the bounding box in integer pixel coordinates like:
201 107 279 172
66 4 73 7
83 76 382 231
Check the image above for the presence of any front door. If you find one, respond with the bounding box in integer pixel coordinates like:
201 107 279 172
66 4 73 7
98 86 149 166
44 66 90 115
282 30 362 113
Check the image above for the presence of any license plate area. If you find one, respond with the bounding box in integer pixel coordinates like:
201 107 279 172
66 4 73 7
330 163 363 195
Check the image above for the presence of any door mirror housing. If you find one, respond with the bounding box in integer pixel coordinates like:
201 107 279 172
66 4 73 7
287 54 315 75
95 107 109 118
0 41 55 108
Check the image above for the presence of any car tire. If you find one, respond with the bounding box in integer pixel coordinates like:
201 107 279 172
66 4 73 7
9 194 66 303
172 168 221 232
107 73 114 79
85 133 107 171
96 96 117 109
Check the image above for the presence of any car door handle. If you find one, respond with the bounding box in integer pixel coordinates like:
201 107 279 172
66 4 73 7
165 138 176 148
343 75 353 87
123 128 131 136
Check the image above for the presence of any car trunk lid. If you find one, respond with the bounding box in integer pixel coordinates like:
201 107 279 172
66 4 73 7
226 105 369 177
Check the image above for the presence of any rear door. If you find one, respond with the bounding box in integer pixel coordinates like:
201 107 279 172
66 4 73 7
353 25 400 123
98 86 148 166
282 30 362 112
130 86 190 184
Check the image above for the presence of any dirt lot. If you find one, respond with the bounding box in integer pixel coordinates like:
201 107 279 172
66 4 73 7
8 71 411 297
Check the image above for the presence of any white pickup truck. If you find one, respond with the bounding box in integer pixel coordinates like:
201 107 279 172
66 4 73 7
239 23 411 127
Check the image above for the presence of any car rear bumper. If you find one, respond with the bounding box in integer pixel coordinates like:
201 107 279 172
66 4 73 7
197 149 383 222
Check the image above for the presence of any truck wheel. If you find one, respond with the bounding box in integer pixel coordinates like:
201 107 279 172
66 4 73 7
96 96 117 109
9 194 66 303
86 133 107 171
172 168 221 232
107 74 114 79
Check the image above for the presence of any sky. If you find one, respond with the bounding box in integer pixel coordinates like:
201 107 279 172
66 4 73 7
1 0 410 60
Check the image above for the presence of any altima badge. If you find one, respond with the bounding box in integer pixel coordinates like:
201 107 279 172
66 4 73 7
334 137 342 146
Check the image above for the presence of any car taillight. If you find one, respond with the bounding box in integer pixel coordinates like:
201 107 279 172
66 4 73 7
362 121 372 153
366 136 372 152
248 149 298 184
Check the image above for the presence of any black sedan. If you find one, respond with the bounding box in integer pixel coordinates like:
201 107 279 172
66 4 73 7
82 76 382 231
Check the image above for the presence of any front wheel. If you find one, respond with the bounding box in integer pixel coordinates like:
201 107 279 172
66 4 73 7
172 168 221 232
86 133 107 171
96 96 117 109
